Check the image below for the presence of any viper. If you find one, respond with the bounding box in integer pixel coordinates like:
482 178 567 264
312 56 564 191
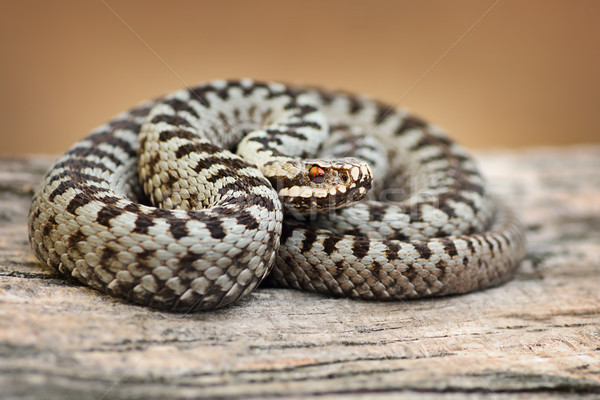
28 79 526 311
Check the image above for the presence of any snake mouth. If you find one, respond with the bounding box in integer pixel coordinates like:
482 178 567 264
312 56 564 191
278 184 369 215
278 183 362 199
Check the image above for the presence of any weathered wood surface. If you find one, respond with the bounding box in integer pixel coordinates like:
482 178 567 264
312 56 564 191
1 146 599 400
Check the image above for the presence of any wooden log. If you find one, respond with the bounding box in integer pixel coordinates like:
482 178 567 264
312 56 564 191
1 146 599 399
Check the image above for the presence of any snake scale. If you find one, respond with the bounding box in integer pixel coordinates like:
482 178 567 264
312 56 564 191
28 79 526 311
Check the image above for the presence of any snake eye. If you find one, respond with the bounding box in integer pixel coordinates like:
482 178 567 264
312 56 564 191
308 165 326 183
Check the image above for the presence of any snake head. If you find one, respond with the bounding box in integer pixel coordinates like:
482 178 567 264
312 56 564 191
267 157 373 215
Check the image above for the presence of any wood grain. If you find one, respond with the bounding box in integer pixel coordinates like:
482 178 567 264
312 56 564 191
1 147 599 399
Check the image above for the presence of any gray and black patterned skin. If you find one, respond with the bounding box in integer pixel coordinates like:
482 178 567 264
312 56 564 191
28 79 526 311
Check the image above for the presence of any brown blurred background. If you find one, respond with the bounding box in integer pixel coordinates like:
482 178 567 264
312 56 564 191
1 0 599 155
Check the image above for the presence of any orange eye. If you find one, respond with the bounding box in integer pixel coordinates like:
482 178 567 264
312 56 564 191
308 165 326 183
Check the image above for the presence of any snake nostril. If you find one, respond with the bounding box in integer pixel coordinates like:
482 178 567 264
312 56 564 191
339 171 349 184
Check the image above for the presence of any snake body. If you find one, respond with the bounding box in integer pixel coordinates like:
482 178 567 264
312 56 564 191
28 79 526 311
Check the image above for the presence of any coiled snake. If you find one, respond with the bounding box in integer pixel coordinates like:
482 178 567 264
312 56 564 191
28 79 526 311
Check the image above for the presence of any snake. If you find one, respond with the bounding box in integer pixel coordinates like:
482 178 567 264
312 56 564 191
28 79 526 311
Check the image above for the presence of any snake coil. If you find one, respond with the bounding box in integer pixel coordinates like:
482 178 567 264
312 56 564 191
28 79 526 311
